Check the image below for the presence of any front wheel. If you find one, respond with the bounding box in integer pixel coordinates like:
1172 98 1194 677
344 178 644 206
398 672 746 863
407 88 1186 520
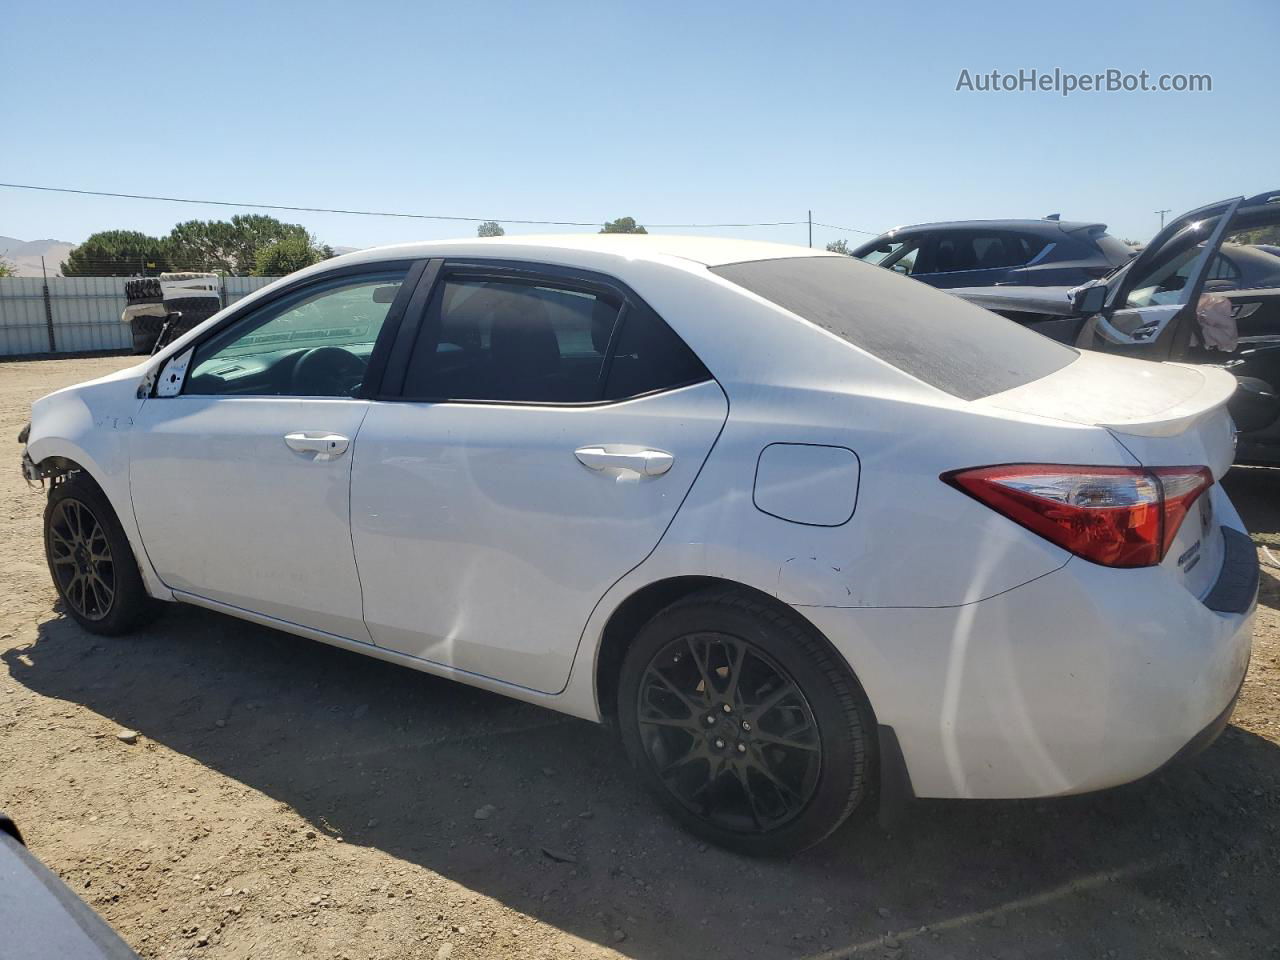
617 589 875 856
44 473 159 635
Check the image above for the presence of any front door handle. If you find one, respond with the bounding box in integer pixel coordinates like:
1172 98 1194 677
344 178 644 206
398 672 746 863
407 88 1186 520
574 445 674 477
284 432 350 461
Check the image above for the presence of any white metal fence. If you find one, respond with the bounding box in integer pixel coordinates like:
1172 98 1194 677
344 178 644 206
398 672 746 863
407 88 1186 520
0 276 281 357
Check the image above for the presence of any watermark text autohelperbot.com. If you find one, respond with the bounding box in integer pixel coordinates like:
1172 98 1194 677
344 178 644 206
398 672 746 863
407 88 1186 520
956 68 1212 96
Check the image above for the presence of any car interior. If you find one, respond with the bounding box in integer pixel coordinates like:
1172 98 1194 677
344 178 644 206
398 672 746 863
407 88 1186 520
402 280 618 403
184 274 407 398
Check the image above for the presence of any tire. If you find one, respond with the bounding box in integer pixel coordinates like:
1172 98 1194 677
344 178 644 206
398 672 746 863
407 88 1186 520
617 588 875 856
43 473 159 635
164 297 220 326
129 314 163 354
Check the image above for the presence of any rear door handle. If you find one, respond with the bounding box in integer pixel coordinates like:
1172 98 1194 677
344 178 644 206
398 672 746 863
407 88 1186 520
284 432 350 461
574 445 674 477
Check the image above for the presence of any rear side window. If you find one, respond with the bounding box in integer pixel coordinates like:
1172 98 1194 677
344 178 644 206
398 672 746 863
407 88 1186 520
933 231 1025 272
401 274 710 403
604 302 710 400
711 256 1076 401
403 277 614 402
1010 232 1050 263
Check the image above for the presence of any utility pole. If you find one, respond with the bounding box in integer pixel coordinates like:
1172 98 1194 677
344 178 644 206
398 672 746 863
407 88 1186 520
1156 208 1171 230
807 210 812 249
40 256 56 353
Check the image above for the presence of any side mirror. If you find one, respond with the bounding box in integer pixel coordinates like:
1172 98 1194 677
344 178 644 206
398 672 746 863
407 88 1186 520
1073 284 1107 315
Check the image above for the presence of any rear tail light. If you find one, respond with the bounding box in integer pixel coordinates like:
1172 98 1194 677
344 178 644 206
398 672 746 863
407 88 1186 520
943 464 1213 568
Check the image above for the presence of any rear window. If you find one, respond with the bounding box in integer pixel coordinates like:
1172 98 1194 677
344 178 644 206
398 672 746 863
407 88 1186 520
710 256 1076 401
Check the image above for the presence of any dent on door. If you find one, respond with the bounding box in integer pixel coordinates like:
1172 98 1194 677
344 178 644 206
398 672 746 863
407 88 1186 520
349 381 728 694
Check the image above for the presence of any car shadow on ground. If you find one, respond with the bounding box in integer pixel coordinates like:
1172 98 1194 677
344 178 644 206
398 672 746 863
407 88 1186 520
6 601 1280 959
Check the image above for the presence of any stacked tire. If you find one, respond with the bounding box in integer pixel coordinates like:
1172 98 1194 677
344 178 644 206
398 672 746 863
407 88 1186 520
124 278 164 304
128 297 221 354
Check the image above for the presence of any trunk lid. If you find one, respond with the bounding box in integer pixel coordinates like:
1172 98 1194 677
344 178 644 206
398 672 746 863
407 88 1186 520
979 350 1236 477
978 350 1237 599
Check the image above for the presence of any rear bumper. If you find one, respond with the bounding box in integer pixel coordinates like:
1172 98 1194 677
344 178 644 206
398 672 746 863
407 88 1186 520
800 524 1257 801
1154 667 1244 773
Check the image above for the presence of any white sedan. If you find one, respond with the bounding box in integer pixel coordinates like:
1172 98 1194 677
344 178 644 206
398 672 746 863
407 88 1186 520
21 235 1257 855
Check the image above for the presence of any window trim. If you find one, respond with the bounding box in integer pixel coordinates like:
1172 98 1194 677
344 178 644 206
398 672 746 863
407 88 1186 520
379 258 714 408
152 258 427 400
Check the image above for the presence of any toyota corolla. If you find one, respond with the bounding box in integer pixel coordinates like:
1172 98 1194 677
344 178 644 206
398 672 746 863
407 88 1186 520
20 236 1257 854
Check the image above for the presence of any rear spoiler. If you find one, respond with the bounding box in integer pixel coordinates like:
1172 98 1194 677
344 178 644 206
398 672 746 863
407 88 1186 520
1061 222 1108 237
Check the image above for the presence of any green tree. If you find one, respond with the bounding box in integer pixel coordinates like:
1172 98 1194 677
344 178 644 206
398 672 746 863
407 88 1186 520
826 239 853 255
63 230 171 277
253 235 328 276
599 216 648 234
0 259 17 278
477 221 505 237
1234 225 1280 246
169 214 313 274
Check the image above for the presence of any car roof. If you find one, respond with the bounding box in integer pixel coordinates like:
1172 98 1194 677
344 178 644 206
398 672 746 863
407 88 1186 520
881 218 1105 237
326 234 837 270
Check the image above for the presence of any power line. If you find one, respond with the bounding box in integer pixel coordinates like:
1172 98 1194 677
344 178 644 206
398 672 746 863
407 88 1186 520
811 220 879 236
0 182 808 230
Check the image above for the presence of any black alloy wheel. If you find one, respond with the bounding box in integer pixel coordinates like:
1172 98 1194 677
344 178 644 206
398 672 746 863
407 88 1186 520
636 632 822 833
618 589 875 855
43 472 159 635
46 497 116 621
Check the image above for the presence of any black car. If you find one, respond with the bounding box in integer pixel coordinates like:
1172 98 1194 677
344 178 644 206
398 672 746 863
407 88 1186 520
850 217 1135 289
954 189 1280 465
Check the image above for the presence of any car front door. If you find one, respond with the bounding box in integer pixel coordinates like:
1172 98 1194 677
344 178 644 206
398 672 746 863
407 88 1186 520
129 261 422 641
1085 198 1242 361
349 263 728 694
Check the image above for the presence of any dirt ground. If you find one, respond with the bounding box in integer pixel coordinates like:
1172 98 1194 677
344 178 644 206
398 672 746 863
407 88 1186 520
2 354 1278 960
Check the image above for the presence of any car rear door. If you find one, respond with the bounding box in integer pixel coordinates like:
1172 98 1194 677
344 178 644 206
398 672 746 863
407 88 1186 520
913 230 1030 289
349 260 728 694
129 261 423 642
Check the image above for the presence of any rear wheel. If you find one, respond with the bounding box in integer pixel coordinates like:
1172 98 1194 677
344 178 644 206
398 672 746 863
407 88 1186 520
617 588 875 855
44 474 158 635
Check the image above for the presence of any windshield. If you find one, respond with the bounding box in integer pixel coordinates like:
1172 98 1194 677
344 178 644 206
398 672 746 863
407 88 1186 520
711 256 1076 401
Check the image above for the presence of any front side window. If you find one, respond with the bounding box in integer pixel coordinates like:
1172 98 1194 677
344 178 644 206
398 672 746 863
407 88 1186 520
860 238 922 276
1125 243 1204 308
858 239 907 266
186 268 409 397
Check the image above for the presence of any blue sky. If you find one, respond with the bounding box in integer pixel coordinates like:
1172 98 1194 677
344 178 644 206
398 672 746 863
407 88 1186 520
3 0 1276 251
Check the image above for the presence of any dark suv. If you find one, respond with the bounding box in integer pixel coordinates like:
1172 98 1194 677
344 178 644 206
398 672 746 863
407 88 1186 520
850 218 1135 289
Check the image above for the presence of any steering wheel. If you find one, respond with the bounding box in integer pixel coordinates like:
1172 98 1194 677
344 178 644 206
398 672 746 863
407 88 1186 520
291 346 366 397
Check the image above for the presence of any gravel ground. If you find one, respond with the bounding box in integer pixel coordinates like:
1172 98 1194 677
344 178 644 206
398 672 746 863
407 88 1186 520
2 354 1278 960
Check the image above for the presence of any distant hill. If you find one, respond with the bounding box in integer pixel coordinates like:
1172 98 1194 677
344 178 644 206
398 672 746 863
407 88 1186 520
0 236 75 277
